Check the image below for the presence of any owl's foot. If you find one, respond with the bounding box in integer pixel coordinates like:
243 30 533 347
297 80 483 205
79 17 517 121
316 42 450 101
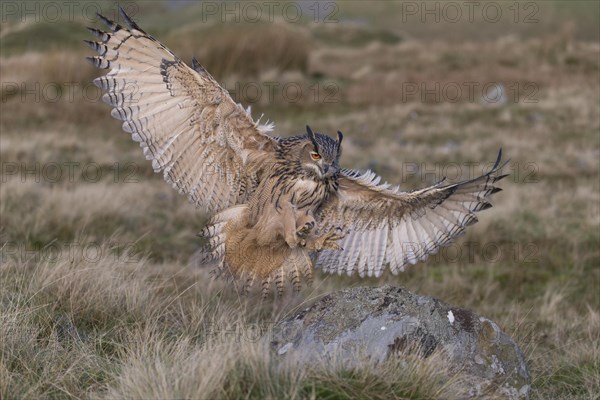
286 220 315 248
304 227 345 251
296 220 315 239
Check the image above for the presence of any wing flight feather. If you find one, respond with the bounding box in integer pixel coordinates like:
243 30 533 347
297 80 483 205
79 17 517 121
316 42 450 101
86 8 278 213
316 150 509 275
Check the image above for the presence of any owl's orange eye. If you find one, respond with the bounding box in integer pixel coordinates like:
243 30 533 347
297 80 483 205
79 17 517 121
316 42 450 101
311 153 321 160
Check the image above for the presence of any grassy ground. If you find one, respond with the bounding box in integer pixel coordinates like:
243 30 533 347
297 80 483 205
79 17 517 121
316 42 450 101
1 1 599 399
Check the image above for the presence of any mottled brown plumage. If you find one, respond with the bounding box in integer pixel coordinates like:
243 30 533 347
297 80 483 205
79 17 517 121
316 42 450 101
87 8 509 296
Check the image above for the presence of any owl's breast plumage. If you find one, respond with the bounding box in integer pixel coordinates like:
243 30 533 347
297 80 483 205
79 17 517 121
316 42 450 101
281 171 339 212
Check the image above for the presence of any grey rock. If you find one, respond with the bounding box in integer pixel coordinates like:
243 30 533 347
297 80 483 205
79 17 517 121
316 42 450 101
270 285 530 399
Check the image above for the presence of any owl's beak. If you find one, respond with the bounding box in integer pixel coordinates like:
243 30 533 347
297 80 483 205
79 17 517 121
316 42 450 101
322 164 339 178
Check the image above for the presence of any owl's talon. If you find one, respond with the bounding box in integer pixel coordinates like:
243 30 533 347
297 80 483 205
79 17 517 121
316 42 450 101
321 232 344 250
325 227 346 242
321 241 342 251
304 226 345 251
297 220 315 238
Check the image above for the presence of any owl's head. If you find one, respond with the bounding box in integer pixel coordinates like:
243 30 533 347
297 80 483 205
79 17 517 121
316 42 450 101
300 125 343 180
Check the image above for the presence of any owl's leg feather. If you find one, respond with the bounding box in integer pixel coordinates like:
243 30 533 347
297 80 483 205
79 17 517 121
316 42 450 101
281 202 300 248
281 202 318 249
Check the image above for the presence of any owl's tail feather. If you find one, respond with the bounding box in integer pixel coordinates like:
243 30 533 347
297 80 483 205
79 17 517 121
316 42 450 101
274 267 285 297
288 249 312 292
261 249 312 297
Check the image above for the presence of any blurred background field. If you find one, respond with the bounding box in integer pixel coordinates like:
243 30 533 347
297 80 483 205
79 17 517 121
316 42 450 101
1 1 599 398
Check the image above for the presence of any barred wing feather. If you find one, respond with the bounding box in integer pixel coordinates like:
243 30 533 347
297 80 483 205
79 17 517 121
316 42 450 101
85 8 278 213
316 150 509 277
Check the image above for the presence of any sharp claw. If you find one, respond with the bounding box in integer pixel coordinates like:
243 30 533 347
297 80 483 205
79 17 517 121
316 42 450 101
297 221 315 238
297 230 308 239
319 229 345 251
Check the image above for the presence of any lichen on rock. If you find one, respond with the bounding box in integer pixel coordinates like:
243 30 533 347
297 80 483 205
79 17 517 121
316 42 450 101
270 285 531 399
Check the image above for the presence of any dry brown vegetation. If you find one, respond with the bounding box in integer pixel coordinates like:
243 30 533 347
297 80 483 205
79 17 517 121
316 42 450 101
1 1 599 399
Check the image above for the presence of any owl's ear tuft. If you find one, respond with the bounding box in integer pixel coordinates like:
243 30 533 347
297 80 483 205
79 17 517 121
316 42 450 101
337 130 343 145
306 125 319 150
336 131 343 156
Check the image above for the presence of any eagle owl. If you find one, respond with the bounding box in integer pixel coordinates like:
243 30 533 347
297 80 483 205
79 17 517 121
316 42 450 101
86 9 508 296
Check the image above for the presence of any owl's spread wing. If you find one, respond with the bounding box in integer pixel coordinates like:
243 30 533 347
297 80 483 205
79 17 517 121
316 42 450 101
316 150 509 277
86 9 278 213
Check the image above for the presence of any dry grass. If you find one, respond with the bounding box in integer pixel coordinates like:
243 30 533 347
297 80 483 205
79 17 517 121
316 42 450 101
1 1 599 399
0 247 486 399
